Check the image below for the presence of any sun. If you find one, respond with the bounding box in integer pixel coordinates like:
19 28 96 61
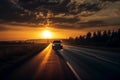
42 30 52 39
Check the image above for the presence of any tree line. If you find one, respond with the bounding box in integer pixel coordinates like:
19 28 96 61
67 29 120 47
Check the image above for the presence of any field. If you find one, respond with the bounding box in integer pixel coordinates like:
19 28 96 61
0 42 48 67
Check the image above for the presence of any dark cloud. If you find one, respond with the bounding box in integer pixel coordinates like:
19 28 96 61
18 0 40 10
50 17 80 23
0 0 26 22
0 0 71 23
53 23 74 29
0 0 101 22
52 20 105 29
79 20 105 27
78 20 120 29
53 21 120 30
100 0 120 2
0 0 120 30
78 2 101 12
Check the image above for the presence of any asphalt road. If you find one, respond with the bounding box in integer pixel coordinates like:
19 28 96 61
60 45 120 80
1 44 120 80
1 44 77 80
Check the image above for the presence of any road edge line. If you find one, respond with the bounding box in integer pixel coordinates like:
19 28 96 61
66 61 82 80
60 50 82 80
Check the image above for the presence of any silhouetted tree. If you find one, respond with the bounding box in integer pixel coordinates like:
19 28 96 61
86 32 92 40
75 36 79 44
68 37 74 41
93 32 97 42
67 28 120 47
102 30 108 42
96 31 102 42
68 37 74 44
117 29 120 40
108 30 111 37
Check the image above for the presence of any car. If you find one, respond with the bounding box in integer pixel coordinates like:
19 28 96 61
52 40 63 50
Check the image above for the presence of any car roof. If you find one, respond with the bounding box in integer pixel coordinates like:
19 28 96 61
53 40 62 43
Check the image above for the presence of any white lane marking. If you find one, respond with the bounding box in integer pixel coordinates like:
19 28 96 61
66 61 82 80
60 50 82 80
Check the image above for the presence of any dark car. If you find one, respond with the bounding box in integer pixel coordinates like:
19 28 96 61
52 40 63 50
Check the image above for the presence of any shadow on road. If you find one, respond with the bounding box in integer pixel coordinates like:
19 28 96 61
53 50 66 62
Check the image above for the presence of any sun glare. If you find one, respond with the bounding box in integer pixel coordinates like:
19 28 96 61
42 30 52 39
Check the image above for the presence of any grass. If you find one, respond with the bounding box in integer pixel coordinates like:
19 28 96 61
0 42 48 66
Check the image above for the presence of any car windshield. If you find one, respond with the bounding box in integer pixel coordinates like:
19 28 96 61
53 40 61 43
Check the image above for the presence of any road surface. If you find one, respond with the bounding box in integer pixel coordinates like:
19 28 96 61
1 44 120 80
61 45 120 80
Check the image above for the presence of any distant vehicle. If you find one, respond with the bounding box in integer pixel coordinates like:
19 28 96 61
52 40 63 50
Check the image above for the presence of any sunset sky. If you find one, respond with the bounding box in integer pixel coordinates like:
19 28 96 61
0 0 120 41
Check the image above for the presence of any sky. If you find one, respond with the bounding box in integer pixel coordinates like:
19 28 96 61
0 0 120 40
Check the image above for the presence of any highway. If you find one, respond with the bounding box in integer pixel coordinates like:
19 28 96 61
60 45 120 80
1 44 120 80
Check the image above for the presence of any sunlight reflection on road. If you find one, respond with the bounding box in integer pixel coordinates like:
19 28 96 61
4 44 77 80
34 43 52 79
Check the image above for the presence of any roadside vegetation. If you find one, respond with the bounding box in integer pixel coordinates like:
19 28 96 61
65 28 120 52
0 41 48 66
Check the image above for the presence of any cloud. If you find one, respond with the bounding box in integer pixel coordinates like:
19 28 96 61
0 26 9 31
50 17 80 24
100 0 120 2
0 0 120 30
0 0 101 21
